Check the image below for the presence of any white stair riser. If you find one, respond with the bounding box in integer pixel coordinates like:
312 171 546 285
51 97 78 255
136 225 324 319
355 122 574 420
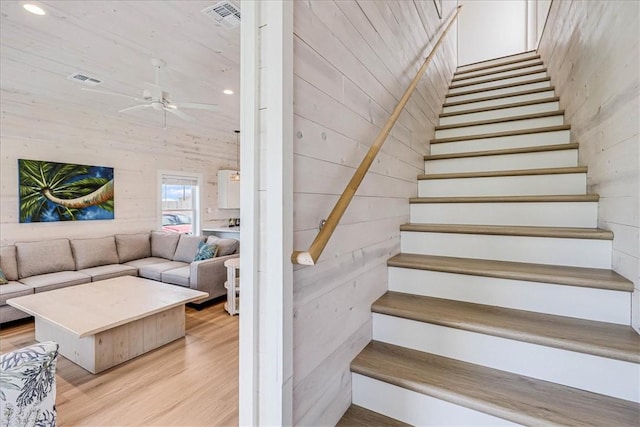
455 58 542 79
446 81 551 103
453 64 546 85
388 267 631 325
442 90 556 114
418 173 586 197
352 373 518 426
410 202 598 227
435 115 563 139
439 101 559 126
457 52 539 73
373 314 640 403
449 72 548 95
400 232 611 268
425 150 578 174
431 130 570 155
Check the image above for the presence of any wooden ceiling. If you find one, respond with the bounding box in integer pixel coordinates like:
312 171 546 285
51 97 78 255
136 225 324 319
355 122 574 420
0 0 240 136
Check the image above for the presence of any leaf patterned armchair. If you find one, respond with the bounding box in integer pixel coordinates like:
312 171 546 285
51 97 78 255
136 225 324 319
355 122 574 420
0 341 59 427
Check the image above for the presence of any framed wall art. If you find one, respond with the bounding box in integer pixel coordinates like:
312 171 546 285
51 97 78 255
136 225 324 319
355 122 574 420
18 159 114 223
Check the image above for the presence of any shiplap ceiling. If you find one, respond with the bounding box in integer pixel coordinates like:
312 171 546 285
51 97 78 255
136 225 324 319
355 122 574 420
0 0 240 135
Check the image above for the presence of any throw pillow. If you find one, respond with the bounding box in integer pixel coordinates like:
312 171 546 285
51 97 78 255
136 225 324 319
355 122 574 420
194 242 218 261
0 268 7 285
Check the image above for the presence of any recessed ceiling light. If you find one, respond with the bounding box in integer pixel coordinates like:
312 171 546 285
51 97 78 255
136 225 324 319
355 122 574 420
223 89 234 95
23 4 46 15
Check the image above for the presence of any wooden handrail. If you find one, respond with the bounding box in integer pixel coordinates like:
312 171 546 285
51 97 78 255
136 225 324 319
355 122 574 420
291 5 463 266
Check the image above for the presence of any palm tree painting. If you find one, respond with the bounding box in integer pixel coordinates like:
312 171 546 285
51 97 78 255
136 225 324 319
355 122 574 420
18 159 114 223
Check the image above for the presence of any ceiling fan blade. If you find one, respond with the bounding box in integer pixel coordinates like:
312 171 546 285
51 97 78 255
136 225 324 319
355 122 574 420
165 107 196 122
119 104 152 113
173 102 220 112
81 87 145 102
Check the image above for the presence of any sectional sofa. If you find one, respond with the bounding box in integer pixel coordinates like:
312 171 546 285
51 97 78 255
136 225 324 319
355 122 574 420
0 231 239 323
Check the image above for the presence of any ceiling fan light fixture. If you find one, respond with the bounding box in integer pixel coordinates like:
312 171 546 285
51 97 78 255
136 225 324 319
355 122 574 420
84 58 218 126
23 3 46 15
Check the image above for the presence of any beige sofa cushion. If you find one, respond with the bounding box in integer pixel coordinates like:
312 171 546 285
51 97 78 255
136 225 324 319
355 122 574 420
0 282 33 305
173 235 206 263
0 246 19 281
206 236 239 256
115 233 151 263
161 266 191 287
19 271 91 293
78 264 137 282
123 257 170 269
16 239 75 279
70 236 119 270
139 261 188 282
151 231 180 260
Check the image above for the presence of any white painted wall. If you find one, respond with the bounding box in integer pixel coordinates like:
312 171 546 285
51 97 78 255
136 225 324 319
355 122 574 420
538 0 640 333
528 0 552 50
458 0 528 66
458 0 551 66
290 1 458 424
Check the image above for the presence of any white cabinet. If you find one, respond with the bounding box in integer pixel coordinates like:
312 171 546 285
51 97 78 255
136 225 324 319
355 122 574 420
218 170 240 209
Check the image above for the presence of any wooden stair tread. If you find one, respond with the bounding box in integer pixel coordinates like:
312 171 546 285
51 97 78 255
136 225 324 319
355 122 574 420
418 166 587 180
352 341 640 426
336 405 410 427
455 52 540 76
431 124 571 144
452 60 544 82
450 68 548 90
373 292 640 363
447 77 551 98
425 143 578 161
399 223 613 240
409 194 599 203
443 86 556 108
439 97 560 118
387 253 633 292
435 110 564 131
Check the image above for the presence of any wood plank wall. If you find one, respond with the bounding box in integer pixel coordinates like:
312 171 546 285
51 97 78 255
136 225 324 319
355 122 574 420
0 1 241 245
0 110 240 244
290 1 458 424
537 0 640 332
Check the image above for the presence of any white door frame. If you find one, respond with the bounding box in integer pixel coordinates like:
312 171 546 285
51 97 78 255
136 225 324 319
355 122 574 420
239 1 294 425
238 1 259 424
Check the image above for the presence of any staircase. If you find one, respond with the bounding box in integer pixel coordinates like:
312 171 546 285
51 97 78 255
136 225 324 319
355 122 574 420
338 51 640 426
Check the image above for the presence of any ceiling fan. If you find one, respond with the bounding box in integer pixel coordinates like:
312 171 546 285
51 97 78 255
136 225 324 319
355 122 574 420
82 58 220 126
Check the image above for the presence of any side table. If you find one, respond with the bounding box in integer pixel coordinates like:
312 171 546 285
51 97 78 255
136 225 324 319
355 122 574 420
224 258 240 315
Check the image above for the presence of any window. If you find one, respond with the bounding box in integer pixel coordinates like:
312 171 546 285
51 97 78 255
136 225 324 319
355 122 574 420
160 173 200 235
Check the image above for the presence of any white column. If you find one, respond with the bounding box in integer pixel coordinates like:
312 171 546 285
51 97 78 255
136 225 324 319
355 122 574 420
239 1 259 425
239 1 294 425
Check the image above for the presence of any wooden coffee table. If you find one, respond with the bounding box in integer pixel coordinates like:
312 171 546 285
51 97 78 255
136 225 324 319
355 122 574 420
7 276 208 374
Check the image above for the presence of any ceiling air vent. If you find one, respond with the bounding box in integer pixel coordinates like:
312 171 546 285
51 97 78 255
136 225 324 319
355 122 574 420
67 73 102 86
202 1 240 29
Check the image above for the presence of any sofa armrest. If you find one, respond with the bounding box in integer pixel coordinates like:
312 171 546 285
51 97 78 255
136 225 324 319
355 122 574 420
190 253 239 301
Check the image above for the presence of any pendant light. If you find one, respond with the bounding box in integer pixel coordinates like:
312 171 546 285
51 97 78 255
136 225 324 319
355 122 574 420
231 130 240 181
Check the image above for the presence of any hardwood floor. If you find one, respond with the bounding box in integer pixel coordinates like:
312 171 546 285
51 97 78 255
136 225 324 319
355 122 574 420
0 301 239 426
